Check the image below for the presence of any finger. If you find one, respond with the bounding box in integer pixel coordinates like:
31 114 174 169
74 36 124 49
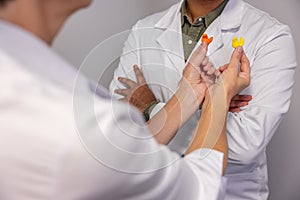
201 71 214 85
189 42 208 67
240 52 250 75
119 98 129 102
214 69 221 77
218 64 229 73
231 95 252 101
118 77 137 88
203 62 214 72
202 62 216 76
229 46 243 70
237 52 251 89
230 101 249 108
133 65 146 84
200 42 208 50
114 88 130 97
207 65 217 76
229 107 241 113
201 56 209 67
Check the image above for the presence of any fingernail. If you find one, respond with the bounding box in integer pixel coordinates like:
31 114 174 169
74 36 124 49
236 46 243 53
201 42 208 48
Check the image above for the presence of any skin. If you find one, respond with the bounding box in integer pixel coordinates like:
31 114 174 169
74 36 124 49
117 42 251 174
0 0 251 175
0 0 92 45
145 43 217 145
116 0 251 116
186 0 226 22
115 1 252 173
186 46 250 174
116 65 157 113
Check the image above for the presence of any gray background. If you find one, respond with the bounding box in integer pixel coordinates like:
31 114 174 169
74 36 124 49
53 1 300 199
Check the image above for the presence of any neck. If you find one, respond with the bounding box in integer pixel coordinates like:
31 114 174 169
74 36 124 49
0 1 72 45
186 0 225 22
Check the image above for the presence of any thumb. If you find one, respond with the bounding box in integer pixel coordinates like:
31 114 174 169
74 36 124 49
229 46 243 69
240 52 250 76
237 52 251 89
188 42 208 67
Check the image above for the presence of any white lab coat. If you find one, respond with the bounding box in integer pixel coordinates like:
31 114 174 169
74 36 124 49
110 0 297 199
0 20 226 199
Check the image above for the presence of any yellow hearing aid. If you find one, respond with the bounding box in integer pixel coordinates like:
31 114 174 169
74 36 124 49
232 37 245 48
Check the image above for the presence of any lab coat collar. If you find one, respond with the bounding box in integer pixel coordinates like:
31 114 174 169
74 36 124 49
220 0 244 30
154 0 244 66
154 0 244 31
154 1 183 30
202 0 244 56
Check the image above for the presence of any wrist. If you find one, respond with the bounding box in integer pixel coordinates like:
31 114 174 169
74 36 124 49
204 84 230 112
129 85 157 112
143 100 160 121
177 78 205 109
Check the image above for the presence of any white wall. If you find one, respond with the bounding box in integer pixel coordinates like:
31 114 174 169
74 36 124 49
53 0 178 87
54 0 177 67
53 1 300 199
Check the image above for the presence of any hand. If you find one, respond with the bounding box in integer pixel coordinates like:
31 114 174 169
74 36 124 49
114 65 157 112
218 64 252 112
229 95 252 112
215 47 251 103
181 42 219 105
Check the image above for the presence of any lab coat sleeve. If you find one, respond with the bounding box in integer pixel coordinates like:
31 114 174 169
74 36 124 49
226 28 297 164
109 22 167 119
109 21 141 99
57 98 225 200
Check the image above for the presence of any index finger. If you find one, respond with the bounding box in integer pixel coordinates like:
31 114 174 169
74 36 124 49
118 77 137 88
133 65 146 84
188 42 208 67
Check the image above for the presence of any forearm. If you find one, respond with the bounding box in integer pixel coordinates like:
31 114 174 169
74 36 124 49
147 79 205 145
226 34 296 164
185 86 229 174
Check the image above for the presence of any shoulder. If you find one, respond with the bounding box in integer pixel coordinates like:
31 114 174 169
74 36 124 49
242 1 291 37
237 0 293 56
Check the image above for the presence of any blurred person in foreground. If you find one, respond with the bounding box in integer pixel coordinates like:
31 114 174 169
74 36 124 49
0 0 250 199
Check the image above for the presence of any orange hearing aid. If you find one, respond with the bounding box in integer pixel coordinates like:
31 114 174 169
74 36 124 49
201 34 213 45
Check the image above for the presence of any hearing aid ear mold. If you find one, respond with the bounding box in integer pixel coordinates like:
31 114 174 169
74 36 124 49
232 37 245 48
201 34 213 45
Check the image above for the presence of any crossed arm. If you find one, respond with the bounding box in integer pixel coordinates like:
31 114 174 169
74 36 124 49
113 43 251 175
114 43 251 145
116 43 216 144
115 67 251 115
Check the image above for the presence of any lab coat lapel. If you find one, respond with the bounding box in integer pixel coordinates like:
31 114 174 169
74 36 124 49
209 0 244 54
203 19 224 57
220 0 244 31
190 0 244 58
153 0 244 69
154 2 185 73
